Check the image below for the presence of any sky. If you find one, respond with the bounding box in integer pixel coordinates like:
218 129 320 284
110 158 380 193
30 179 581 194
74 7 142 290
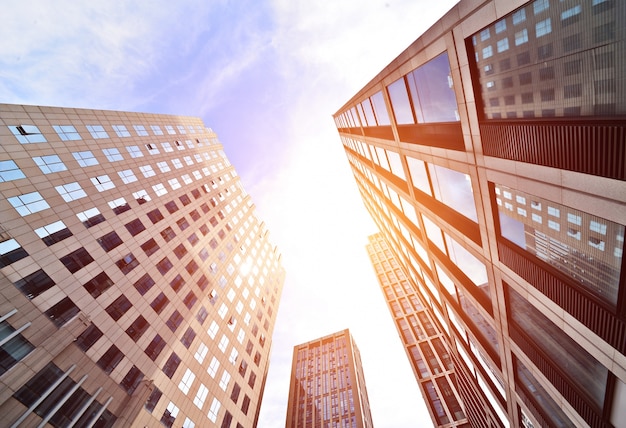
1 0 459 426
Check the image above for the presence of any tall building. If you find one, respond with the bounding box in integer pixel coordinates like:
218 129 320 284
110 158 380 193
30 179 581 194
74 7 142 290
285 329 374 428
0 103 285 427
366 234 468 427
334 1 626 427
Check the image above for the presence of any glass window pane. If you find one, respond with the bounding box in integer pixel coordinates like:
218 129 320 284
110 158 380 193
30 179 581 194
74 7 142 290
387 78 415 124
429 164 477 221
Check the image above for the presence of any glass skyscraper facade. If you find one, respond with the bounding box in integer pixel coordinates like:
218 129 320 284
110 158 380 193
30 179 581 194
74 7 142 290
286 329 374 428
0 103 284 427
334 1 626 427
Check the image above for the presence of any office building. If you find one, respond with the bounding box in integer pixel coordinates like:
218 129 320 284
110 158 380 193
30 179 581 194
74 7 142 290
334 1 626 427
285 329 374 428
366 233 468 427
0 103 285 427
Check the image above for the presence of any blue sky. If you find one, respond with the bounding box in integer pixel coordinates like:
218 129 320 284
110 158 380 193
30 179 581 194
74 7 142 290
1 0 458 426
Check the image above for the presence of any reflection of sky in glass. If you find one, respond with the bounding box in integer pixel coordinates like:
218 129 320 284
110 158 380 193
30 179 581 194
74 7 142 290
387 78 414 124
406 156 432 195
386 150 405 180
422 215 445 252
498 212 526 248
445 234 488 292
429 164 477 222
371 91 390 125
407 53 459 123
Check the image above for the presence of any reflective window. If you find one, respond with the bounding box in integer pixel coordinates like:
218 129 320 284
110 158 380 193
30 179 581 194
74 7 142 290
151 125 163 135
34 220 72 246
55 182 87 202
126 145 144 158
8 191 50 215
91 175 115 192
53 125 81 141
509 286 607 408
496 184 624 305
9 125 46 143
86 125 108 139
165 125 176 135
140 165 156 177
0 160 26 181
429 164 477 222
133 125 149 136
72 151 99 167
112 125 130 137
387 78 414 124
409 53 459 122
370 91 390 125
102 148 123 162
33 155 67 174
118 169 137 184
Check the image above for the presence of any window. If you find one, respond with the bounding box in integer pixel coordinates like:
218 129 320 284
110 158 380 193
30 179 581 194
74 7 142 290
161 402 179 428
114 169 137 185
219 370 231 390
195 343 209 364
86 125 109 139
241 395 250 415
97 345 124 374
35 220 72 246
482 46 493 59
126 145 143 158
157 161 171 173
512 8 526 25
536 18 552 37
133 189 151 204
116 253 139 274
495 19 506 34
206 357 220 378
208 321 219 339
218 335 229 353
60 247 94 273
147 208 164 224
102 148 123 162
0 319 35 376
248 371 256 388
9 124 46 143
8 191 50 216
82 272 114 298
124 219 145 236
75 323 103 351
106 294 132 321
126 316 148 341
172 158 183 169
97 231 123 252
134 273 155 296
194 384 209 409
170 274 185 292
197 306 208 324
145 387 162 413
73 151 100 168
163 352 181 378
178 368 196 394
91 174 115 192
161 226 176 242
112 124 130 137
150 125 163 135
120 365 144 395
514 29 528 46
32 155 67 174
590 221 607 235
157 257 173 275
146 144 160 155
184 291 198 309
145 334 166 361
208 398 221 422
14 269 55 299
533 0 549 15
45 297 79 327
166 310 183 332
133 125 148 136
496 38 509 53
141 238 159 256
56 182 87 202
153 183 168 196
162 142 174 152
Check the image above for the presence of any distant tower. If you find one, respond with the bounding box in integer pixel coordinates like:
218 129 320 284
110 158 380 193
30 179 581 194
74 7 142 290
366 233 469 427
286 329 374 428
0 103 285 427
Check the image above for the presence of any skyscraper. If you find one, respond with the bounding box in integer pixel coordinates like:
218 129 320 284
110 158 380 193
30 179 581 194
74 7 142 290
334 1 626 427
0 103 284 427
285 329 374 428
